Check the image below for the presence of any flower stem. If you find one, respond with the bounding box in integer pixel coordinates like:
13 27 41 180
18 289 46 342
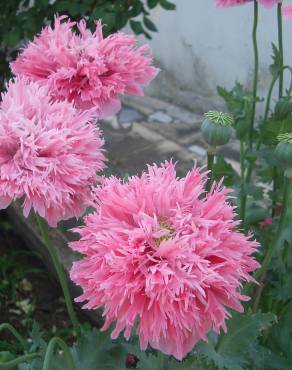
255 176 291 281
43 337 76 370
0 353 40 369
239 140 246 225
271 3 284 216
206 147 216 192
249 0 259 150
35 215 80 334
277 2 284 99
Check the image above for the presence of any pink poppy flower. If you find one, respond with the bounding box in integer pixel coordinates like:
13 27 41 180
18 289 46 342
0 78 105 226
11 16 159 119
70 161 259 360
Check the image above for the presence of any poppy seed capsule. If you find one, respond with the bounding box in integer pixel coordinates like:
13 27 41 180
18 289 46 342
275 134 292 178
201 111 233 147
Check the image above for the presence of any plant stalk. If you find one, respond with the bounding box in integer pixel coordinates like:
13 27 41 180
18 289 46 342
0 353 40 369
239 140 246 226
255 176 291 281
249 0 259 150
206 147 216 192
277 2 284 98
0 323 27 350
35 215 80 334
43 337 76 370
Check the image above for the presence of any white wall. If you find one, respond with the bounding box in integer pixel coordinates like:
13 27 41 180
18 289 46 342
140 0 292 112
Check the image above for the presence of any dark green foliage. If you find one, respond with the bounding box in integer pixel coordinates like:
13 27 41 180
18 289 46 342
0 0 175 88
217 83 255 140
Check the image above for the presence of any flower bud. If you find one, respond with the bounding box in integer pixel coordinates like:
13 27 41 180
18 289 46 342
201 111 234 147
275 133 292 178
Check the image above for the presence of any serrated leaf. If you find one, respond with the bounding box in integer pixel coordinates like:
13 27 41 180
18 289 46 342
248 342 291 370
71 328 126 370
197 313 276 370
270 43 282 78
261 116 292 145
123 344 159 370
143 16 157 32
268 301 292 363
216 312 276 361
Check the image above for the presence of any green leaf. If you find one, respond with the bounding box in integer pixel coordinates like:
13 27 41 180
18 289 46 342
128 2 143 17
3 30 21 48
197 313 276 370
248 342 291 370
159 0 176 10
245 206 268 226
212 155 240 187
261 116 292 145
216 312 276 360
147 0 159 9
143 16 158 32
71 328 127 370
123 344 159 370
274 97 292 121
268 301 292 363
130 20 144 34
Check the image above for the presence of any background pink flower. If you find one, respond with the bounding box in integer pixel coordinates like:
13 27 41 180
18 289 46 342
282 5 292 19
11 16 159 119
70 161 259 360
0 78 105 226
216 0 280 7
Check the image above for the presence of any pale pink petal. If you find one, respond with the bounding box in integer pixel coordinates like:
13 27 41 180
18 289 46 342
0 78 106 226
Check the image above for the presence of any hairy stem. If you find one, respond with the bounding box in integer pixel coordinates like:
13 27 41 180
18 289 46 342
36 215 80 334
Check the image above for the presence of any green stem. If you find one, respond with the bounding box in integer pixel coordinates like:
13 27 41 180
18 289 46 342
0 352 40 369
255 176 291 281
249 0 259 150
43 337 76 370
206 147 216 192
277 2 284 98
271 4 284 216
35 215 80 334
0 323 27 350
239 140 246 225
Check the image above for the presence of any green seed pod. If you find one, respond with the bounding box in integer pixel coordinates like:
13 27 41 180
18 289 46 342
275 134 292 169
201 111 234 147
274 97 292 121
